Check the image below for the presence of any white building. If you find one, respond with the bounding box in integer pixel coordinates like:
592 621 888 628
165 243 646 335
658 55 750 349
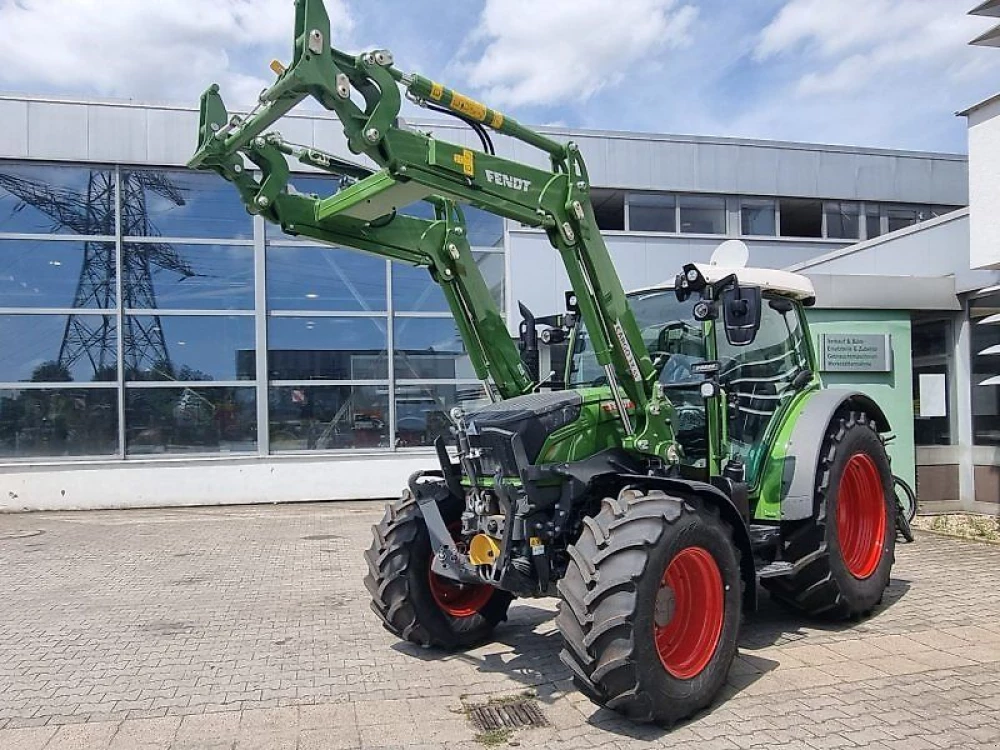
0 91 990 511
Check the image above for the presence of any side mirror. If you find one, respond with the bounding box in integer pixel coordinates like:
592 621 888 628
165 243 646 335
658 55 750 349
721 285 762 346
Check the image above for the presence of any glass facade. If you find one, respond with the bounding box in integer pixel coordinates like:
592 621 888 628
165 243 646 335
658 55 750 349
0 161 501 459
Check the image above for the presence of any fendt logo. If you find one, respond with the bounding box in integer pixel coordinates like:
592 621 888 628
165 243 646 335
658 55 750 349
485 169 532 193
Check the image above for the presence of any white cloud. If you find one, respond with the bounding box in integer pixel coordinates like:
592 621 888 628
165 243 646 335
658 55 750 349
755 0 991 96
461 0 698 107
0 0 354 106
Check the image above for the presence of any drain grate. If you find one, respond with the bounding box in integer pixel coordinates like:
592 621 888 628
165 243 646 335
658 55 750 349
467 699 548 732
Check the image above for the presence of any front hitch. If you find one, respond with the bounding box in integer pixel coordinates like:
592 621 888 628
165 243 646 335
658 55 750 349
408 471 482 584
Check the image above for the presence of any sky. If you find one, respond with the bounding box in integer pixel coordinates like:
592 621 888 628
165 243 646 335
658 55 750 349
1 0 999 154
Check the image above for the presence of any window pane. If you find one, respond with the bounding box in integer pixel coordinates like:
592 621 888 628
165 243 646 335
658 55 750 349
125 386 256 455
912 319 949 358
395 382 488 447
464 206 504 248
779 199 822 238
0 164 115 235
267 245 385 312
394 317 472 379
393 252 505 313
0 314 116 382
887 206 919 233
124 315 255 381
0 239 115 308
0 388 118 457
679 196 726 235
267 316 388 379
913 364 951 445
865 204 882 239
824 202 860 240
591 189 624 231
740 199 776 236
121 169 251 239
269 384 389 451
629 194 676 232
125 243 254 310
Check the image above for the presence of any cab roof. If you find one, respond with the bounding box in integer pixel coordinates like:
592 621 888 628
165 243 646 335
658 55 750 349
631 264 816 302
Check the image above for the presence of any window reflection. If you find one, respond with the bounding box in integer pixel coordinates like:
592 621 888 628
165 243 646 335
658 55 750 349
0 387 118 457
124 315 255 382
121 169 251 239
0 314 116 382
125 386 256 454
740 199 776 237
630 194 676 233
393 253 504 313
127 244 254 310
267 246 386 311
0 164 115 235
267 317 388 379
394 383 488 447
0 240 116 308
393 317 472 379
679 195 726 235
269 385 389 450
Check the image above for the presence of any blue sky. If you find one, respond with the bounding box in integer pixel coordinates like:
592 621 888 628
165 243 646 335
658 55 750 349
1 0 999 153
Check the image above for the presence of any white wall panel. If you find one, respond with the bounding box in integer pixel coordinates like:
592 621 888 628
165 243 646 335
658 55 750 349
0 99 28 158
88 104 147 163
1 453 431 511
146 107 199 166
968 98 1000 270
26 101 89 161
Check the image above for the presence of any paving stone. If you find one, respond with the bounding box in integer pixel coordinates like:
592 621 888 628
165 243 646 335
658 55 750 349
1 504 999 748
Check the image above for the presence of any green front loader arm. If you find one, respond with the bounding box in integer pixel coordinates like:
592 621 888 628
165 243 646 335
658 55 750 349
188 0 679 463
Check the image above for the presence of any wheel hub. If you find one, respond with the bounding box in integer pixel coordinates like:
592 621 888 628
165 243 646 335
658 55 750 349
837 452 886 579
653 546 724 680
428 523 494 619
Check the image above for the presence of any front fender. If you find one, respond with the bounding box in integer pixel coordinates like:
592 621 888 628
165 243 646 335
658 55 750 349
615 474 757 612
756 389 891 523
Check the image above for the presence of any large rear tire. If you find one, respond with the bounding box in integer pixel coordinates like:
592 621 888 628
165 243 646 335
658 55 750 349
364 486 513 649
763 410 895 618
557 488 742 725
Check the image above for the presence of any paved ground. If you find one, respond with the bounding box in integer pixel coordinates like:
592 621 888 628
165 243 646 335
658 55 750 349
0 502 998 750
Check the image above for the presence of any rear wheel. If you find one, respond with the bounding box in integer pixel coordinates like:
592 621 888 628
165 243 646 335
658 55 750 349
763 411 895 618
557 487 742 725
364 486 512 649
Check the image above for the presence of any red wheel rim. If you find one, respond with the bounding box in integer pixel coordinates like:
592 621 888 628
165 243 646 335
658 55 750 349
654 546 724 680
836 452 886 579
427 525 494 618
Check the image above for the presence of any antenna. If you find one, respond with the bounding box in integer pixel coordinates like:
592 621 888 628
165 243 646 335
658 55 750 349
709 239 750 269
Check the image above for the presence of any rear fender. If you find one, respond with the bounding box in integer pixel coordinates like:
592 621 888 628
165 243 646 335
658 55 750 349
758 389 891 523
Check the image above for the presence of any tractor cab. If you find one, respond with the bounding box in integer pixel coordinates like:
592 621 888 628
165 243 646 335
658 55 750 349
568 258 818 489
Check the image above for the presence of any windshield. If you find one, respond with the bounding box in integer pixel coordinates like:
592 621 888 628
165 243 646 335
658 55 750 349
568 290 705 387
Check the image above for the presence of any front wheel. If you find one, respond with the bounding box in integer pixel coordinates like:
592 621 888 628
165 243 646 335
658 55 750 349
364 487 512 649
557 488 742 725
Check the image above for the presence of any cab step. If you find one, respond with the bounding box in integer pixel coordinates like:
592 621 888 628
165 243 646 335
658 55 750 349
756 561 794 579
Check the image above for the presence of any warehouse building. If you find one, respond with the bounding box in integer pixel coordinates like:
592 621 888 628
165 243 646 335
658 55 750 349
0 92 994 511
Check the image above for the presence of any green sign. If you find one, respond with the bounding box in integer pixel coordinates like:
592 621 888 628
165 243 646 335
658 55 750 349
820 333 892 373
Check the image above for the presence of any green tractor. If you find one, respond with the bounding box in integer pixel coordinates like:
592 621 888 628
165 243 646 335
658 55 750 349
188 0 896 724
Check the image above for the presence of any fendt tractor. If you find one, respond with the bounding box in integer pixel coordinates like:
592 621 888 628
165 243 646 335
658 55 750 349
189 0 896 724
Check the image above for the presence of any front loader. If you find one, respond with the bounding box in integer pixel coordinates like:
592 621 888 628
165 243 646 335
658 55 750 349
188 0 897 724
